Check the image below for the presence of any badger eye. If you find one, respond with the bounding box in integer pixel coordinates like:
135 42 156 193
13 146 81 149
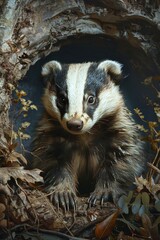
87 95 96 105
57 95 67 106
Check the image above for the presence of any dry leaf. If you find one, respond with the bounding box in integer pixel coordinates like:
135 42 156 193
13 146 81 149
0 219 7 228
141 214 152 237
30 104 38 110
7 151 27 166
95 209 120 239
16 90 27 98
0 203 6 213
134 176 148 192
0 167 43 196
134 108 144 120
21 122 30 128
135 176 160 198
0 183 12 196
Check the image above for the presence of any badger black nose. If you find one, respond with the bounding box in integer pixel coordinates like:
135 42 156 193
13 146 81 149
67 119 83 131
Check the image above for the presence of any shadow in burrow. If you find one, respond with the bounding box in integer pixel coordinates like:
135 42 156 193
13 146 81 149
10 35 159 178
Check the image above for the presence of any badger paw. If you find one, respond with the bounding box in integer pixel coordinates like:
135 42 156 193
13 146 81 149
88 189 109 207
46 182 77 212
44 168 77 211
88 185 125 207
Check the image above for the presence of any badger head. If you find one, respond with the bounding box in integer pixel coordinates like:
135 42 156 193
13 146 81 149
42 60 123 134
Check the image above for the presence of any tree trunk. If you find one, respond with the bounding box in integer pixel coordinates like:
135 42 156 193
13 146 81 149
0 0 160 237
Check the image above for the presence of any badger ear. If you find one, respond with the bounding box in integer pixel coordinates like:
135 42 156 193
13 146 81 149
41 61 62 86
98 60 123 83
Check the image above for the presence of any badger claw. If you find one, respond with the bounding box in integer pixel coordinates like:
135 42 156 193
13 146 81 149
44 169 77 211
48 187 77 212
88 190 109 207
88 185 125 207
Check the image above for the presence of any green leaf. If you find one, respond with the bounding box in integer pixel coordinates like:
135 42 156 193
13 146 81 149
126 191 133 204
139 205 145 216
132 193 141 214
118 195 129 214
118 195 126 209
142 192 150 205
122 204 129 214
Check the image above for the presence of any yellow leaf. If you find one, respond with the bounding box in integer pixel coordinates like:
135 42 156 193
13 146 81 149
20 134 31 140
16 90 27 98
136 124 148 133
22 106 28 111
21 122 30 128
134 108 144 119
148 121 157 129
30 104 38 110
19 90 27 97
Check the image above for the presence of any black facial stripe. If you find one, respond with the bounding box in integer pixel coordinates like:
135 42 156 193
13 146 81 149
56 97 68 119
86 99 99 119
85 63 108 93
84 63 107 119
54 64 69 92
53 64 69 118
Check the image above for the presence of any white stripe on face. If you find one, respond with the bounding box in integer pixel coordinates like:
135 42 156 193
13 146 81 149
43 88 61 119
92 83 123 124
66 63 92 118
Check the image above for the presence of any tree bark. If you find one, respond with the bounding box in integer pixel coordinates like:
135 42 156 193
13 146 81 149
0 0 160 235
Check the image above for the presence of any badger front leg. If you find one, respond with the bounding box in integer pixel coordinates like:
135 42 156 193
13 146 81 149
88 163 128 206
44 165 77 211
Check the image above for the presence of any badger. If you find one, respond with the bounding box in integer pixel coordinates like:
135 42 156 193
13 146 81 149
32 60 144 210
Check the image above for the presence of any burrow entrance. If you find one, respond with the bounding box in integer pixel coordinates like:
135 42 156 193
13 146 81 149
11 35 158 154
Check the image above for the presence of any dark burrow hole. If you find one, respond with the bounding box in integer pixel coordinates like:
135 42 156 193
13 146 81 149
10 35 158 193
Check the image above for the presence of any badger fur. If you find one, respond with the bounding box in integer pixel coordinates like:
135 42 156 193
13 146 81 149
32 60 144 210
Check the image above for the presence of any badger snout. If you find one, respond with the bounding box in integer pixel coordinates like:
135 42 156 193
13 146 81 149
67 118 83 132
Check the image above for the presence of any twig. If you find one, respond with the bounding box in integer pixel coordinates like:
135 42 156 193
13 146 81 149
147 162 160 174
147 148 160 180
